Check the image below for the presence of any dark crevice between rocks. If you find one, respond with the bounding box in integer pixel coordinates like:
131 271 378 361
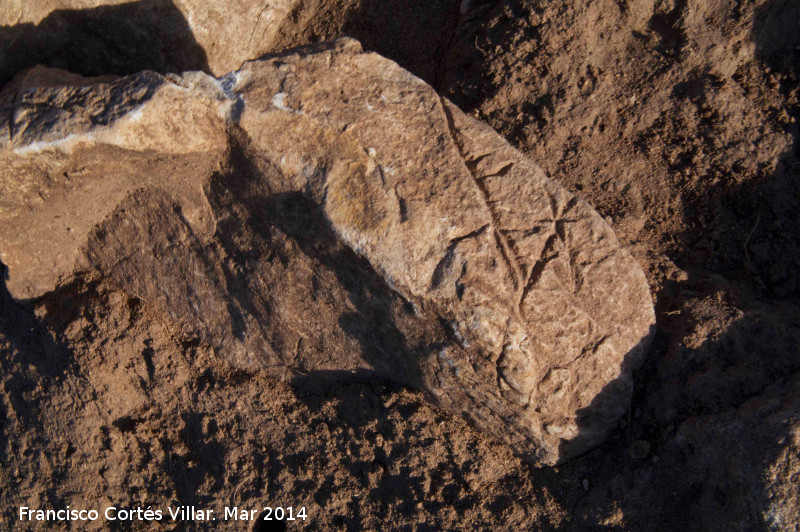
0 0 208 89
438 0 534 114
340 0 462 89
271 0 463 91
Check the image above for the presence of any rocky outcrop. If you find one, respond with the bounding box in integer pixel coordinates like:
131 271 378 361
0 0 299 81
0 38 655 464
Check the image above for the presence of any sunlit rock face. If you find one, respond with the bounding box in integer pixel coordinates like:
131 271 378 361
0 38 655 465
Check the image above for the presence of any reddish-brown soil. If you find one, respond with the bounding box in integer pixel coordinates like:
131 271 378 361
1 0 799 530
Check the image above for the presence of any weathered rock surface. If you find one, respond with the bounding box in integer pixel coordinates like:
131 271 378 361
0 38 655 464
0 0 299 82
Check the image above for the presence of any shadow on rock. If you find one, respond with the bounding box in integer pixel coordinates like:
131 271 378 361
0 0 208 88
339 0 461 87
198 131 443 389
556 325 657 462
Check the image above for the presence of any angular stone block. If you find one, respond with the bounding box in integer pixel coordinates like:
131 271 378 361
0 38 655 464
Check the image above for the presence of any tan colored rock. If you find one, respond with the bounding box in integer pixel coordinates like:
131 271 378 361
0 0 299 82
0 65 229 298
0 38 655 464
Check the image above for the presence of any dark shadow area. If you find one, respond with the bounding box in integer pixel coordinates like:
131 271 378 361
439 0 524 112
655 84 799 299
0 0 208 88
288 368 397 397
262 192 442 387
0 260 71 380
340 0 462 87
253 510 288 532
752 0 800 77
171 412 227 500
668 130 800 303
205 132 441 387
72 130 437 394
556 325 657 462
669 0 799 300
0 266 91 524
561 310 800 530
647 0 688 58
272 0 462 89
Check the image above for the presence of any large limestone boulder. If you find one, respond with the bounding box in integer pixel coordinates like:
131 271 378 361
0 38 655 464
